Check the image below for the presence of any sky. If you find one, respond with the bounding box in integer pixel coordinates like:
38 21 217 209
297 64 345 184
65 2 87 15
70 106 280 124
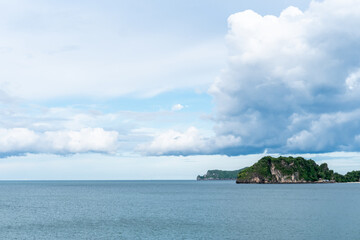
1 0 360 179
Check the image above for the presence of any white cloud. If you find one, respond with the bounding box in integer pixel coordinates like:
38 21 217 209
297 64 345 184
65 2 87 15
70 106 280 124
139 127 207 155
208 0 360 155
0 128 119 156
0 128 39 153
171 104 184 111
0 97 210 157
346 69 360 90
139 127 241 156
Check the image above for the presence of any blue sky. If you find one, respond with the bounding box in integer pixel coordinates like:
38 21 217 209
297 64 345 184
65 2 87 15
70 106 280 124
1 0 360 179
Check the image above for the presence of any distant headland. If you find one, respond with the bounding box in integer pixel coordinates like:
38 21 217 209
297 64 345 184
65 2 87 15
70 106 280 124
197 169 246 181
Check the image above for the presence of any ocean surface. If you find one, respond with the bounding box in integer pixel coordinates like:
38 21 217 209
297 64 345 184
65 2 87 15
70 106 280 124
0 181 359 240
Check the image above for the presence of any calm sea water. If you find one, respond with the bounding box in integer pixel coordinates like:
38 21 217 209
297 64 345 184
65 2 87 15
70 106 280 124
0 181 359 240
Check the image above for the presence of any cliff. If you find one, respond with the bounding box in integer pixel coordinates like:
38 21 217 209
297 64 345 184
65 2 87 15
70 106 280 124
236 156 360 184
197 168 247 180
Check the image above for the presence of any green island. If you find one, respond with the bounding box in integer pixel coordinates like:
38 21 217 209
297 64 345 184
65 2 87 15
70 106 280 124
236 156 360 184
197 169 246 180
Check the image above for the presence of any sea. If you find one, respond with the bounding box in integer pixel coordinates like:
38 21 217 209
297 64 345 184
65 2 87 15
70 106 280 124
0 180 359 240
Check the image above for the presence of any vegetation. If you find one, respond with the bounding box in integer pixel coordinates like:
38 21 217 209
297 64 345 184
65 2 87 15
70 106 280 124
197 168 247 180
334 170 360 182
236 156 359 183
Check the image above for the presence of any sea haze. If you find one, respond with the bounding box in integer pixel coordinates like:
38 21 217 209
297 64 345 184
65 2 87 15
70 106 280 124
0 181 359 240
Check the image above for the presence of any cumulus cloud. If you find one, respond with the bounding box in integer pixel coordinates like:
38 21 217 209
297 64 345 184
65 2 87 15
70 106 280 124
346 68 360 91
208 0 360 154
0 95 207 157
0 128 119 156
139 127 241 156
171 104 184 111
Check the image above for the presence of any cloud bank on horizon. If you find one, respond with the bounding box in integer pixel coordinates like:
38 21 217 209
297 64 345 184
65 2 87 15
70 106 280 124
144 0 360 156
0 128 119 157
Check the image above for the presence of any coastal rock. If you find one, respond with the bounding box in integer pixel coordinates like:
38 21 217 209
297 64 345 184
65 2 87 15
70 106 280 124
236 156 339 184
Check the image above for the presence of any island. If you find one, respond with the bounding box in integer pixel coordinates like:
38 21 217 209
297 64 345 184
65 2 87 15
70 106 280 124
197 169 247 181
236 156 360 184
